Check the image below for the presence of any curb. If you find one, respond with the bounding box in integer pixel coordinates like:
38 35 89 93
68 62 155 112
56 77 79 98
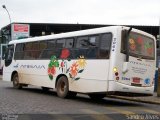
107 95 160 105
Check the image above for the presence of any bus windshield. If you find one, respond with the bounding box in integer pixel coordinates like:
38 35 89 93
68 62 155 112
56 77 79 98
5 45 14 60
128 32 155 60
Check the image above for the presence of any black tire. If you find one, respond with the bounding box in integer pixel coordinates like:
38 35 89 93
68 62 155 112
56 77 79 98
42 87 50 92
56 76 69 98
88 94 106 100
12 73 22 89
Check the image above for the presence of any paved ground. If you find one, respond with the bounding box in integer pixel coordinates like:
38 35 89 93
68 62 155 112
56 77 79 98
0 75 159 105
108 92 160 105
0 80 160 120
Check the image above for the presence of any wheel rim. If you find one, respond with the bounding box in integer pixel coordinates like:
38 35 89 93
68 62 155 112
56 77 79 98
13 76 18 87
60 81 66 92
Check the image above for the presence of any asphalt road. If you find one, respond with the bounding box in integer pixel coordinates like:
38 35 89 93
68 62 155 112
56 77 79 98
0 80 160 120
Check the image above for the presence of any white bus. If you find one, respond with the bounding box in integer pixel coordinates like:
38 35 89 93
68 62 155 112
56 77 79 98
3 26 156 99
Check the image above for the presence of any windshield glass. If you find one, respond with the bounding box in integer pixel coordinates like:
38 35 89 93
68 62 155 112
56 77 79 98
5 45 14 60
128 32 155 59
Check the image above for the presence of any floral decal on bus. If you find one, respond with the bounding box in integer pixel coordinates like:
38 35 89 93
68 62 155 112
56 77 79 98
129 34 154 58
48 56 59 80
48 48 86 80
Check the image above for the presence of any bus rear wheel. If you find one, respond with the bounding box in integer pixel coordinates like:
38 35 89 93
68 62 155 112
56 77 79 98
56 76 69 98
12 73 22 89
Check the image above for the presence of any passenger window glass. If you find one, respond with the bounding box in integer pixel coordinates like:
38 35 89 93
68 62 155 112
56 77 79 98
15 44 24 52
75 35 99 59
15 43 24 60
66 38 74 48
25 42 32 51
89 36 99 47
32 42 39 50
48 40 55 49
39 41 47 50
76 36 89 48
57 39 65 48
99 33 112 59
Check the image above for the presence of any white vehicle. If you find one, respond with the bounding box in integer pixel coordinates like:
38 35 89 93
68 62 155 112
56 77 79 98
3 26 156 99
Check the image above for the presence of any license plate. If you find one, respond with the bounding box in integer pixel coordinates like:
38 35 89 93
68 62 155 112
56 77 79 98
132 77 141 83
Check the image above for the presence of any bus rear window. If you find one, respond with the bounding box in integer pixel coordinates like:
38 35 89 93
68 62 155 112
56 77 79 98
122 31 155 60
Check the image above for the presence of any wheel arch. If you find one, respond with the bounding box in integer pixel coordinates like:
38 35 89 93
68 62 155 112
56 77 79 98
11 71 18 81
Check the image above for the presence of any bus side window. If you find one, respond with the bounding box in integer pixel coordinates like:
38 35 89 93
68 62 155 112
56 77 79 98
87 36 99 59
75 36 88 58
39 40 55 59
64 38 74 59
15 43 25 60
99 33 112 59
32 42 40 59
24 42 33 59
75 36 99 59
66 38 74 48
56 39 66 58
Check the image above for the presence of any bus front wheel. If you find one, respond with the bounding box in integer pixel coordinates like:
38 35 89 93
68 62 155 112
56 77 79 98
12 73 22 89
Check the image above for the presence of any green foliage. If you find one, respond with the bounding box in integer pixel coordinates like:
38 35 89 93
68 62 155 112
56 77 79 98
78 69 84 73
49 74 53 80
75 77 80 80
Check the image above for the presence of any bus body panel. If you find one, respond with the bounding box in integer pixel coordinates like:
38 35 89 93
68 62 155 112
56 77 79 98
3 59 110 93
108 81 154 95
3 26 156 96
107 27 156 95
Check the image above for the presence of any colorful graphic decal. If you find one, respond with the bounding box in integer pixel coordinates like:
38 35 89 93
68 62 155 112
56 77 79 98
144 78 150 85
48 48 86 80
129 38 136 51
48 56 59 80
122 77 130 81
129 36 153 56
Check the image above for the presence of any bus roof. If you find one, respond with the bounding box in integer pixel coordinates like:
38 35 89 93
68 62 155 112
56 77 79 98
9 26 155 44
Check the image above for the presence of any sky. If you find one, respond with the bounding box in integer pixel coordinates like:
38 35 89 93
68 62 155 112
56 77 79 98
0 0 160 29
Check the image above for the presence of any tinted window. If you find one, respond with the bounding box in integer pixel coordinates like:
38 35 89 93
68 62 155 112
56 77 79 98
76 36 89 48
66 38 74 48
39 41 47 50
128 32 155 59
14 43 25 60
48 40 55 49
5 44 14 67
56 39 65 48
15 44 24 51
75 35 99 59
121 31 155 60
32 42 39 50
39 40 56 59
99 33 112 59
